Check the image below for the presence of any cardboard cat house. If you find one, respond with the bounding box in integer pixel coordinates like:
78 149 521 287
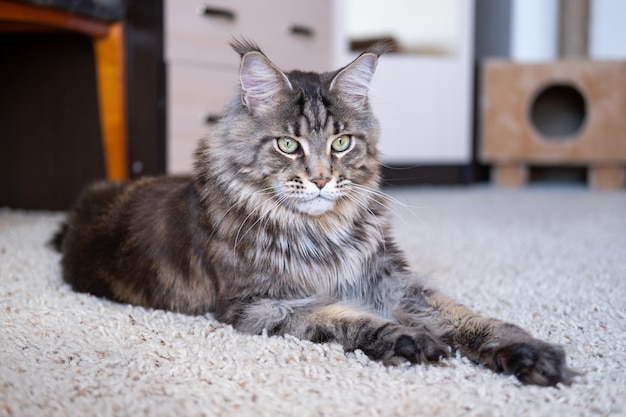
480 60 626 190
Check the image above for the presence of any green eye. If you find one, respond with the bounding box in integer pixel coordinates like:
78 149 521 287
277 136 300 154
331 135 351 152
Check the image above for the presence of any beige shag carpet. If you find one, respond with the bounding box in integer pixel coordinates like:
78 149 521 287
1 186 625 417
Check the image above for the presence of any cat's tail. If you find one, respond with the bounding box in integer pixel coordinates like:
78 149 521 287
49 222 68 253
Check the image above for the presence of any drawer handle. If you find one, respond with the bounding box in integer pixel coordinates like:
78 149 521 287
288 24 314 38
205 114 221 124
199 6 235 21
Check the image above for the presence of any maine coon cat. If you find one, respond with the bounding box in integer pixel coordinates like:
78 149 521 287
54 39 575 386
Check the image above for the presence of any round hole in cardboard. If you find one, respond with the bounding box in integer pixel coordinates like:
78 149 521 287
530 84 586 141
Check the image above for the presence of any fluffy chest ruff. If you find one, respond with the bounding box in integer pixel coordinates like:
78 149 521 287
206 192 388 302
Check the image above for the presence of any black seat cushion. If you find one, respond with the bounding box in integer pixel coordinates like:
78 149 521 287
11 0 126 22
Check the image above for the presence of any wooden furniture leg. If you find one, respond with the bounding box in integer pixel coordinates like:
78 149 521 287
589 166 625 190
493 164 528 188
93 22 128 180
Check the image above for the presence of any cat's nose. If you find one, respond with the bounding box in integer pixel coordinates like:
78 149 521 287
311 177 330 189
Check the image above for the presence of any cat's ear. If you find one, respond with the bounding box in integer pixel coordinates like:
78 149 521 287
239 51 293 115
329 52 378 107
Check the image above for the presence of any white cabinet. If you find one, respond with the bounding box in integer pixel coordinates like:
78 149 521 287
336 0 475 165
167 65 238 174
165 0 334 174
368 53 474 163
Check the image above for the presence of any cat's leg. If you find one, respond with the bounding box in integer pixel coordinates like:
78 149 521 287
217 298 449 365
394 285 577 386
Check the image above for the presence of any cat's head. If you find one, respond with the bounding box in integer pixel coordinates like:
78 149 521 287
197 40 386 218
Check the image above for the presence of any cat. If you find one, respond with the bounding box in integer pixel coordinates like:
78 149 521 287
53 39 576 386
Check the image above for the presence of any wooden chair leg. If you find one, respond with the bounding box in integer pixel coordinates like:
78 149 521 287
93 22 128 181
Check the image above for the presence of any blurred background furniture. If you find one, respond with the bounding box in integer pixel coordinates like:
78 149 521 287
0 0 164 210
481 60 626 190
340 0 476 184
2 0 625 211
165 0 334 173
476 0 626 190
0 0 128 181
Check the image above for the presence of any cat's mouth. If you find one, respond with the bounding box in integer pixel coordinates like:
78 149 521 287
283 187 340 216
274 178 343 216
295 195 337 216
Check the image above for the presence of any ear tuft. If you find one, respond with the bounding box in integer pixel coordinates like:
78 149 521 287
239 51 292 115
330 52 378 107
230 37 262 57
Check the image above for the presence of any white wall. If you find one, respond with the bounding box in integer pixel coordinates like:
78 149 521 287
589 0 626 59
509 0 559 61
507 0 626 61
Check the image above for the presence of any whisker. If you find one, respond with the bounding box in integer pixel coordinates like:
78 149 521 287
258 195 290 244
208 185 275 242
377 161 424 170
349 186 408 222
343 193 386 248
349 184 427 231
233 202 264 251
234 195 284 251
352 184 429 211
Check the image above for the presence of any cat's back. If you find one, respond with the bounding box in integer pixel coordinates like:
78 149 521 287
65 176 196 237
59 176 216 314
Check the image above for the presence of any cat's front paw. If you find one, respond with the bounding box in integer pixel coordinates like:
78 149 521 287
363 325 450 366
488 340 578 386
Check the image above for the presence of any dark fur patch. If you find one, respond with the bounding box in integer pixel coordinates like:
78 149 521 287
49 222 67 252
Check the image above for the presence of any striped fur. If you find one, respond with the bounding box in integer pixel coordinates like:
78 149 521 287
54 40 576 386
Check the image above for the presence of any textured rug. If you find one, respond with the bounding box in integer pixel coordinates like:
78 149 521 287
1 186 625 417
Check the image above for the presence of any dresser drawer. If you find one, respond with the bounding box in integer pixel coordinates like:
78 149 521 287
167 64 239 174
165 0 333 71
270 0 334 71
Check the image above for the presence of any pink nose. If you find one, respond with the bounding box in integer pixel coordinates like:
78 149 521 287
311 177 330 189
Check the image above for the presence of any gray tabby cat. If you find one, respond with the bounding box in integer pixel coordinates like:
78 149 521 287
53 39 576 386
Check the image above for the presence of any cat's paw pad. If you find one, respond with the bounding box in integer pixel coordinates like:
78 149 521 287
365 326 449 366
493 340 578 386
